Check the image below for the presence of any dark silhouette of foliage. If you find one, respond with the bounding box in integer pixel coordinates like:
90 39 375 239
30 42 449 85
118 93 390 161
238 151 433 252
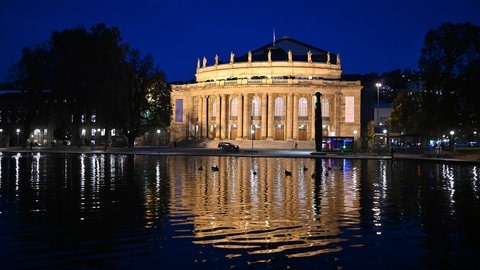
418 22 480 139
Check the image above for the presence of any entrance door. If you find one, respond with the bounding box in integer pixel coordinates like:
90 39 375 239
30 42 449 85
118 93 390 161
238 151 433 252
211 125 217 139
298 126 307 140
274 125 284 140
230 125 237 140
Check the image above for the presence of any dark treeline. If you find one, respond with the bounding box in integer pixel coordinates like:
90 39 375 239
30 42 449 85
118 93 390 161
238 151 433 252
4 23 170 147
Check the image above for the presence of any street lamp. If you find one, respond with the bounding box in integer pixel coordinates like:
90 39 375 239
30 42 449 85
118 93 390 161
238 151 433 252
16 128 20 146
383 129 388 149
450 130 455 153
81 129 86 147
156 129 161 153
353 129 358 153
375 82 382 126
251 125 255 153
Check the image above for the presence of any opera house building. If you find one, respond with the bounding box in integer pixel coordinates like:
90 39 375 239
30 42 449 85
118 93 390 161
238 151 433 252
170 37 362 150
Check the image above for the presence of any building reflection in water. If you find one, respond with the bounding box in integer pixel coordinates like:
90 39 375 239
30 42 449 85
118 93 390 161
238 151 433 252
167 156 361 259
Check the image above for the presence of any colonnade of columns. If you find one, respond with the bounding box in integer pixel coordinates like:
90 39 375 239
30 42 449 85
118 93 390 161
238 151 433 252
190 92 336 141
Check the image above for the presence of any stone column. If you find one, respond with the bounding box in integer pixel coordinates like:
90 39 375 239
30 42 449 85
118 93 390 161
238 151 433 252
197 96 203 139
311 94 316 140
216 96 221 139
286 94 293 140
237 94 243 139
267 93 274 140
220 94 228 139
335 90 343 136
243 94 250 139
261 93 267 139
204 96 209 139
292 94 298 140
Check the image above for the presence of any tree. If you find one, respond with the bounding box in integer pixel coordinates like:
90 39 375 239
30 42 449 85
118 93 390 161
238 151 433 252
8 43 53 145
123 49 171 147
49 24 129 143
389 91 422 135
8 23 171 146
418 22 480 138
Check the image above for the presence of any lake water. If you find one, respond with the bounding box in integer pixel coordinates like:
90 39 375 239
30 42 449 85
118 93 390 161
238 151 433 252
0 152 479 269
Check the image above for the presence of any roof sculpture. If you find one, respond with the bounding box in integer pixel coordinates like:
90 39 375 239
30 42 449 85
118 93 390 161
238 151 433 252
195 37 342 82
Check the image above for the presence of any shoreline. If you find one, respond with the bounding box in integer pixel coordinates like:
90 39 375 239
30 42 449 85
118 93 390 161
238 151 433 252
2 145 480 165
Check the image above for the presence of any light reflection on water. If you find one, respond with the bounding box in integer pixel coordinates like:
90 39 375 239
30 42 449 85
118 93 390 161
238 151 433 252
0 153 479 269
167 156 358 260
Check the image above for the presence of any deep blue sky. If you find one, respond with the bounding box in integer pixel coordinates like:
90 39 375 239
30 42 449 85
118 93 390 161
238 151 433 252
1 0 479 83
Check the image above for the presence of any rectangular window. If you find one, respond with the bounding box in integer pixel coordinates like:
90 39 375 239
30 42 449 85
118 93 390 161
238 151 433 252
175 99 184 122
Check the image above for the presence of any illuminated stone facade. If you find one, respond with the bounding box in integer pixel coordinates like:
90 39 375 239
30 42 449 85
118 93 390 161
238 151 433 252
170 37 362 143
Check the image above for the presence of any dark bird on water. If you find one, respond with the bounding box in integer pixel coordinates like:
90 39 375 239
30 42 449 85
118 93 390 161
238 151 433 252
211 165 219 172
285 170 292 176
198 166 203 171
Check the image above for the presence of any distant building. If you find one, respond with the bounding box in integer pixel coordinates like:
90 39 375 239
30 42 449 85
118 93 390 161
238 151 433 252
170 37 362 148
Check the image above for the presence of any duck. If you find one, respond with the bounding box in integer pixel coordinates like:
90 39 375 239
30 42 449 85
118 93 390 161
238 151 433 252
285 170 292 176
211 165 219 172
303 166 308 171
198 165 203 171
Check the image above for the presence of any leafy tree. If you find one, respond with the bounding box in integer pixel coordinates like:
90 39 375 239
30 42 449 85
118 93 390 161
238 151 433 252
419 22 480 138
123 49 171 147
49 24 129 143
389 91 422 135
8 23 171 146
7 43 53 144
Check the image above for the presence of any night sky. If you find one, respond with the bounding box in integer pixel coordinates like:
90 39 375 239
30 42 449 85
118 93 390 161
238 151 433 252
1 0 479 83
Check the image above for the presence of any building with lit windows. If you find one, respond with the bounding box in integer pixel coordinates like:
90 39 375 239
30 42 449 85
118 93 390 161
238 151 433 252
170 37 362 149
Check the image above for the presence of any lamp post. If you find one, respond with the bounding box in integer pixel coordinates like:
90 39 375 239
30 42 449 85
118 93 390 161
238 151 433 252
16 128 20 146
450 130 455 153
81 129 86 147
251 125 255 153
353 129 358 154
375 83 382 126
157 129 161 153
383 129 388 150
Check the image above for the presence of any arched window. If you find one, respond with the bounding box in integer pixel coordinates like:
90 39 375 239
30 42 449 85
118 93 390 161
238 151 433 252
230 97 238 120
274 97 285 120
251 96 261 120
211 98 217 120
322 98 329 117
298 97 308 119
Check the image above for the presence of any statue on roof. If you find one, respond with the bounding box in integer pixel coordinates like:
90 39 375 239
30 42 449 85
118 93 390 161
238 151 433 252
307 50 312 63
248 50 252 63
230 52 235 63
215 54 219 65
197 58 200 69
268 49 272 62
288 50 292 62
327 52 330 64
337 53 341 65
202 56 207 68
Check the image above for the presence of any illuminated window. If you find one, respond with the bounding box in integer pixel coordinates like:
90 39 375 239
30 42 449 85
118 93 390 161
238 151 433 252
322 98 329 117
175 99 183 122
230 97 238 119
252 96 261 119
212 98 217 118
274 97 285 120
298 97 308 118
